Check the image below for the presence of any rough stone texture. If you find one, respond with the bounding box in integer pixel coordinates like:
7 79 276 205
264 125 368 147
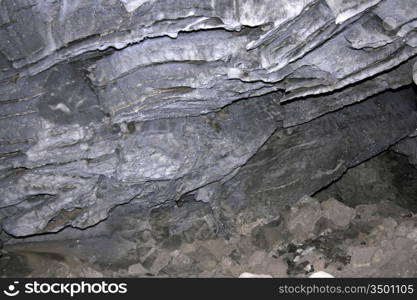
204 88 417 236
0 94 281 236
127 263 149 276
321 198 355 229
392 134 417 166
1 0 417 122
316 151 417 212
283 61 416 127
284 196 323 242
1 0 417 276
348 246 378 268
3 195 417 278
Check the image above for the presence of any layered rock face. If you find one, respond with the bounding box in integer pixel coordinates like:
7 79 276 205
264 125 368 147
1 0 417 276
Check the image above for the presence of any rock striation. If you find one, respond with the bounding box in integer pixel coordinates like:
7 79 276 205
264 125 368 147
0 0 417 272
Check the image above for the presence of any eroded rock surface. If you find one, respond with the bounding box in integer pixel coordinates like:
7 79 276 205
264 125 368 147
1 0 417 277
3 195 417 278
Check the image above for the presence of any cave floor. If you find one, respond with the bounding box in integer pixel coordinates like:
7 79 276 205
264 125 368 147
1 197 417 278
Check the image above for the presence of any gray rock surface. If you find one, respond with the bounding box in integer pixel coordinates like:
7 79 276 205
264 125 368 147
392 135 417 166
3 195 417 278
1 0 416 122
316 150 417 212
321 198 355 229
413 61 417 84
204 88 417 235
1 0 417 274
1 93 281 236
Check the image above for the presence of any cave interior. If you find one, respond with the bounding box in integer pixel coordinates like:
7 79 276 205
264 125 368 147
1 0 417 278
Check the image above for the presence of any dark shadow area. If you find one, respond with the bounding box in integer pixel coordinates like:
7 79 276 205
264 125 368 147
315 150 417 212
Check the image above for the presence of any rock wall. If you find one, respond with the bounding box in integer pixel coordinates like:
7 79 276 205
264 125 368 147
1 0 417 265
